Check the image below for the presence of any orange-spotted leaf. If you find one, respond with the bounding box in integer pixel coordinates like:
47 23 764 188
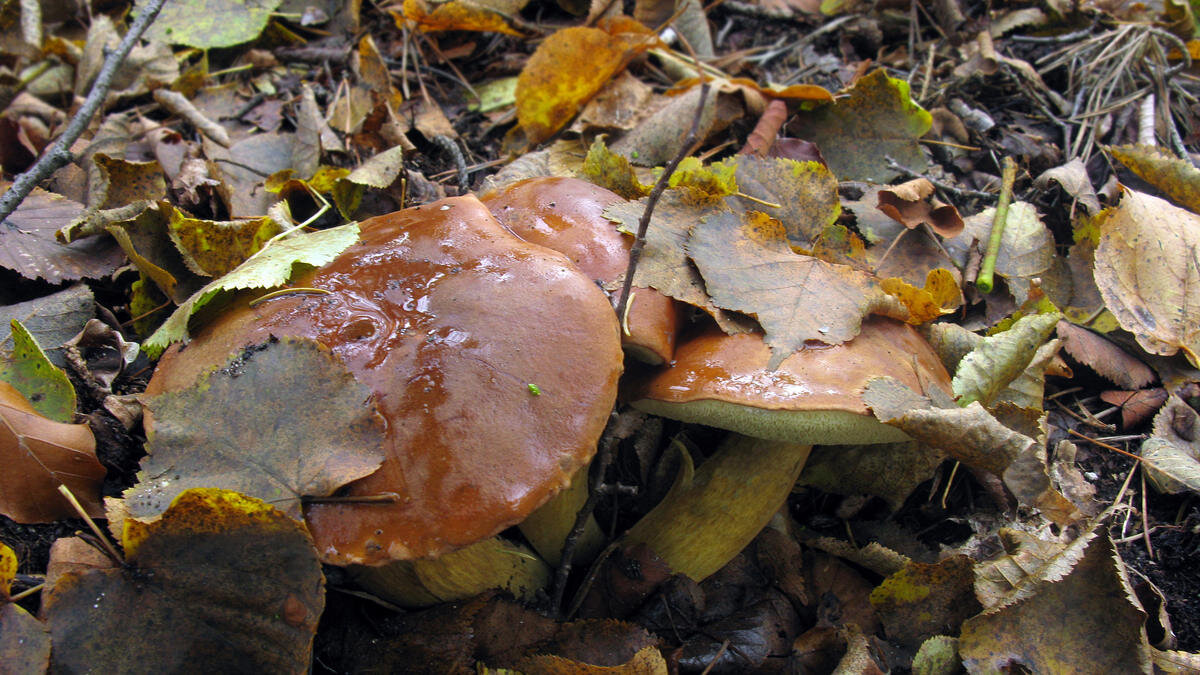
881 268 962 324
517 26 657 147
393 0 524 35
721 155 841 247
44 488 324 673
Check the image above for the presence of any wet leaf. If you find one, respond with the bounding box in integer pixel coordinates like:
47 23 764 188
0 187 124 283
139 0 285 48
143 222 360 357
723 155 841 248
0 381 104 523
789 69 931 182
0 284 94 370
0 319 75 422
517 24 657 147
1093 189 1200 367
688 210 904 367
952 312 1060 407
44 488 324 672
960 533 1152 673
0 543 51 673
943 202 1054 304
869 555 980 649
1139 395 1200 495
1109 144 1200 214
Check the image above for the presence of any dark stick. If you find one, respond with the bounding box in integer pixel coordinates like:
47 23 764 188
0 0 170 225
613 82 711 321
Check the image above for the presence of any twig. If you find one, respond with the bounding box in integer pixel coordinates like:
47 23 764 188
976 156 1016 293
0 0 169 225
739 98 787 156
614 82 710 321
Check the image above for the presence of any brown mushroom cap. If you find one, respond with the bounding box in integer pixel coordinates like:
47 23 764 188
627 316 952 444
480 177 680 364
146 195 623 565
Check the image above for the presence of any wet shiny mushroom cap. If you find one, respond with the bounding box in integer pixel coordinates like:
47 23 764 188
627 316 953 444
480 176 680 365
147 195 623 565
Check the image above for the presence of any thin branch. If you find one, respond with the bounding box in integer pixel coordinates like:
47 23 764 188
614 81 710 320
0 0 170 225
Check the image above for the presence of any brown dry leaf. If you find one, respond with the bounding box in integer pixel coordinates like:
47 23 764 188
943 201 1054 304
517 23 657 148
0 542 51 673
880 268 962 324
204 131 296 218
0 381 104 523
1034 159 1101 214
1056 320 1155 389
723 155 841 248
509 620 667 673
1139 394 1200 495
869 555 981 649
797 440 945 510
394 0 525 35
0 187 124 283
876 178 964 237
688 210 905 367
89 153 167 211
577 70 654 133
1109 144 1200 214
127 338 385 521
960 533 1152 673
44 488 324 673
609 86 736 167
1100 388 1167 428
1093 189 1200 367
788 69 932 182
0 284 94 370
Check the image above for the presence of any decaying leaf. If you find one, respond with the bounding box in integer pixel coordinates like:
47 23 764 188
0 381 104 523
724 156 841 248
163 203 284 277
1035 159 1101 214
142 222 359 357
0 187 124 283
516 23 657 147
960 533 1152 673
952 312 1060 407
0 319 75 423
880 268 961 325
1093 189 1200 367
394 0 525 35
788 69 932 182
44 488 324 672
0 284 94 370
943 202 1055 304
869 555 981 649
127 338 386 521
1100 388 1168 428
688 210 905 367
1139 395 1200 495
582 137 651 200
89 153 166 212
797 440 944 510
1109 144 1200 214
0 542 51 673
139 0 285 48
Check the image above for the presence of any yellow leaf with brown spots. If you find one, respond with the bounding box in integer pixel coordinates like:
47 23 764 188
881 268 962 324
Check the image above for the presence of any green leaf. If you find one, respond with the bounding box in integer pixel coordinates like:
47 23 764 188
143 223 360 358
952 312 1060 408
0 320 76 423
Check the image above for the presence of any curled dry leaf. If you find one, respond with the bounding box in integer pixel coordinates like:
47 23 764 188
876 178 964 237
1139 395 1200 495
0 381 104 523
880 268 962 325
688 210 906 368
44 488 324 673
1034 159 1101 214
1093 189 1200 367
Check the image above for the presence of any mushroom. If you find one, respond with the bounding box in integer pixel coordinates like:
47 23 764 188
145 195 624 602
621 315 952 581
480 176 680 365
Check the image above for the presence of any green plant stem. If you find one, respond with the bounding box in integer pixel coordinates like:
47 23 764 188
977 156 1017 293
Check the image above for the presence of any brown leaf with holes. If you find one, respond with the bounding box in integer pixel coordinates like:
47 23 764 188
1056 320 1155 389
688 210 906 367
0 381 104 523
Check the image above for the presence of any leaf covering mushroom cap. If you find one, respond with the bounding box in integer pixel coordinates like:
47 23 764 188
147 196 623 565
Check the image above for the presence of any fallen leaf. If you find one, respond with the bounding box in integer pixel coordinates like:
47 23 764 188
1093 189 1200 367
724 155 841 248
516 24 656 147
943 201 1055 304
0 187 124 283
960 533 1152 673
106 205 206 304
869 555 981 649
1056 320 1156 389
204 131 296 218
788 69 932 182
1109 144 1200 214
688 210 905 367
1139 394 1200 495
163 203 284 277
0 381 104 523
394 0 525 35
582 137 651 199
89 153 166 211
1035 159 1101 214
952 312 1060 408
127 338 385 521
1100 388 1167 428
142 221 359 357
0 542 51 673
0 319 75 422
0 284 94 369
44 488 324 672
610 86 731 167
876 178 964 237
797 440 945 510
880 268 962 325
139 0 285 48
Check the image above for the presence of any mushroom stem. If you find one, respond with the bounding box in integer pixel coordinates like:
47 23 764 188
351 536 551 608
518 464 606 567
621 435 812 582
